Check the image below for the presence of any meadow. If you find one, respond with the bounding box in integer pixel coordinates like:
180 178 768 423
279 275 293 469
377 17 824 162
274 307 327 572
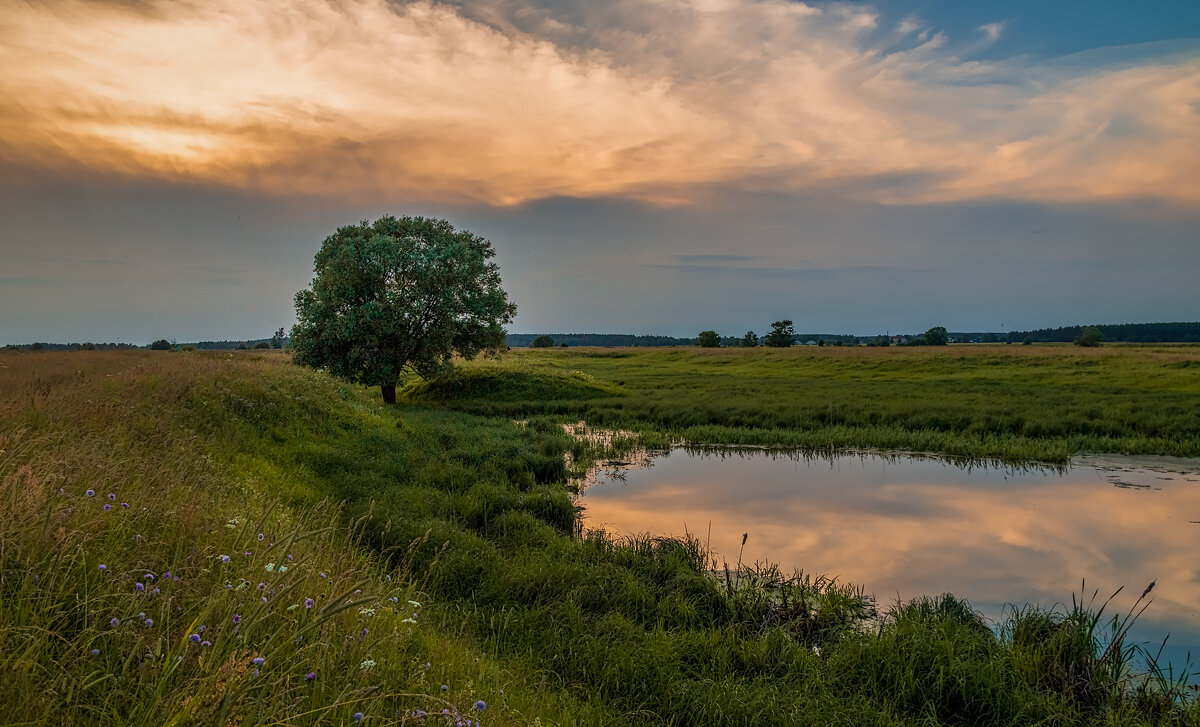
2 347 1198 725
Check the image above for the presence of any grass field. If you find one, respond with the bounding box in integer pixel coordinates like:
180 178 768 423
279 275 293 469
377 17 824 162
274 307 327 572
2 347 1198 725
407 344 1200 463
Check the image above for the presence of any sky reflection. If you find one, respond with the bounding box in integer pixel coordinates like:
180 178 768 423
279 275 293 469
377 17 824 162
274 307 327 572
579 450 1200 664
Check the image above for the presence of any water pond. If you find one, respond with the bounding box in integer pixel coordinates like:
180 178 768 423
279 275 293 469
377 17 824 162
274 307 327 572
577 448 1200 676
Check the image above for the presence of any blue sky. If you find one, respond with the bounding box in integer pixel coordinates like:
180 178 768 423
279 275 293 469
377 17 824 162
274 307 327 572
1 0 1197 342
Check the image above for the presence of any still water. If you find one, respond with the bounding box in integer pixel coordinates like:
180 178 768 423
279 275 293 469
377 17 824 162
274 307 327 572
578 449 1200 674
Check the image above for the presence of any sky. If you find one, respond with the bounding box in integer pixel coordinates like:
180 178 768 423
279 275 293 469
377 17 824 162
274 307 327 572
1 0 1198 343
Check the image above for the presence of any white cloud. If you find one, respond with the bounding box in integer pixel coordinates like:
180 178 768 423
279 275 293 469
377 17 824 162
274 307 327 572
0 0 1197 205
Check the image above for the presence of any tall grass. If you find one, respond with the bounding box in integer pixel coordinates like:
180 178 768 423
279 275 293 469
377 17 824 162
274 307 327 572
3 349 1197 725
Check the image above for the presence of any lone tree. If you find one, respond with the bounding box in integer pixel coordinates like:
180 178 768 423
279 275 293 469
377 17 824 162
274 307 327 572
1075 326 1103 347
762 320 796 348
291 215 516 403
697 330 721 348
530 335 555 348
740 331 758 347
923 326 949 346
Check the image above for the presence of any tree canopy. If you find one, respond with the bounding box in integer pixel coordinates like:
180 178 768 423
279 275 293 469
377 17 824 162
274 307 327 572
762 320 796 348
697 330 721 348
291 215 516 402
530 335 555 348
923 326 949 346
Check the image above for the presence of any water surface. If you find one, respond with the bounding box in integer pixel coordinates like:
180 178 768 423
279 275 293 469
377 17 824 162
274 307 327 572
579 449 1200 673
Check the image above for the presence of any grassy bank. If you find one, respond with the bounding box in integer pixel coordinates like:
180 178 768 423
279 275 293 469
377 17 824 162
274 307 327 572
2 349 1197 725
406 344 1200 463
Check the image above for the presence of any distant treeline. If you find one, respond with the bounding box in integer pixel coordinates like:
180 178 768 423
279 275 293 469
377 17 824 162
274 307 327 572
506 332 860 347
1003 322 1200 343
1 342 139 351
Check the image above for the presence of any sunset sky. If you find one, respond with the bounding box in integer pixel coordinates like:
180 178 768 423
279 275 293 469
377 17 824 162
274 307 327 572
2 0 1198 343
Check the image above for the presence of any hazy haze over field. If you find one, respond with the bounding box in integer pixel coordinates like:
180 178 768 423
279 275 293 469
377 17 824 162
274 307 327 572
1 0 1198 342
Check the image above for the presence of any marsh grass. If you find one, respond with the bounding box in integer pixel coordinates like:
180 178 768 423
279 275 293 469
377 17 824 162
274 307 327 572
426 345 1200 463
2 350 1197 725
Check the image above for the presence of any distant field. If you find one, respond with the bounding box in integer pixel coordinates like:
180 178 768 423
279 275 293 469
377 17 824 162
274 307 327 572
405 343 1200 463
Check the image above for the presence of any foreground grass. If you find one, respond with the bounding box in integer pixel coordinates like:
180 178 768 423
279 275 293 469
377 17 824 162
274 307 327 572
3 349 1198 725
406 344 1200 462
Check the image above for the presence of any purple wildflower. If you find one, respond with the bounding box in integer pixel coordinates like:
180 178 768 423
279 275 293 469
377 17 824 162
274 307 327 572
109 617 119 627
144 618 153 627
232 614 241 624
361 628 368 639
85 489 95 497
90 648 99 655
121 503 129 508
251 657 264 666
287 554 293 561
98 564 107 571
474 700 486 712
257 533 264 541
103 503 111 511
353 713 363 722
441 684 448 692
162 572 170 579
201 640 211 647
189 634 201 643
220 555 230 563
305 672 315 680
151 588 160 595
108 493 116 500
144 573 154 580
244 551 251 557
257 582 266 591
198 625 205 632
135 582 144 591
304 598 313 609
319 572 326 579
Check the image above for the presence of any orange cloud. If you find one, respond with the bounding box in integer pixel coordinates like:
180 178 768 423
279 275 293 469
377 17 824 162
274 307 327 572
1 0 1197 205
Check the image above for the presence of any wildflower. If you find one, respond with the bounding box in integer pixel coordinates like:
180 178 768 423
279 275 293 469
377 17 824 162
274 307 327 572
257 533 264 541
287 554 293 561
265 563 274 573
252 669 259 678
244 551 251 557
304 598 313 609
294 635 303 644
201 640 211 647
109 617 119 627
257 582 266 590
232 614 241 624
135 582 144 591
360 628 368 639
151 588 160 595
90 648 99 655
86 489 95 497
384 574 391 582
198 625 205 633
144 573 155 580
353 713 363 722
441 684 448 692
103 503 111 511
305 672 315 680
121 503 129 508
138 612 145 618
319 572 326 579
220 555 230 563
251 657 264 666
162 572 170 579
278 566 287 573
474 700 486 712
98 564 107 571
135 534 142 540
189 634 201 643
359 659 376 670
262 596 267 603
144 618 153 627
108 493 116 500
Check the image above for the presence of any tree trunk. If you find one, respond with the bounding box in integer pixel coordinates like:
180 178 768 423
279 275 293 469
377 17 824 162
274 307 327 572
381 384 396 404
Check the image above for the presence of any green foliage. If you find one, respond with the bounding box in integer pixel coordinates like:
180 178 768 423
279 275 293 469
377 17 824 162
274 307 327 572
697 330 721 348
150 339 171 350
762 320 796 348
253 341 270 349
1076 326 1104 347
270 326 286 349
740 331 759 347
530 334 555 348
291 215 516 401
924 326 949 346
81 342 96 350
